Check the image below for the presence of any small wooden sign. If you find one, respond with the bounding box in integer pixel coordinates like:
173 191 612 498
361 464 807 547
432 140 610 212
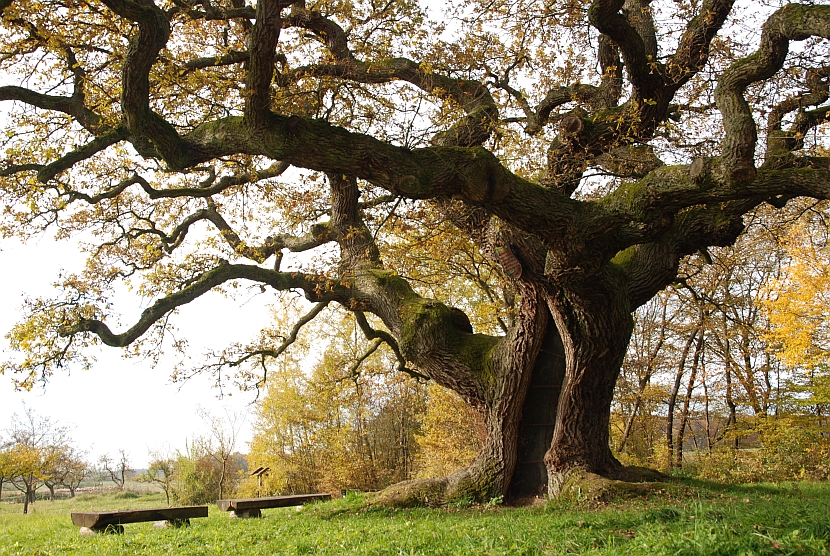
495 245 523 279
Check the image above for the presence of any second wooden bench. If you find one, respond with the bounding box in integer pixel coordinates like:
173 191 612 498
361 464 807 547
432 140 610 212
216 493 331 518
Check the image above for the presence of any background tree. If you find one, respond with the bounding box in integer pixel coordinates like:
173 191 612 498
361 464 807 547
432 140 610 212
140 449 177 505
0 436 10 500
4 0 830 505
196 407 245 501
58 451 90 498
245 312 428 495
41 445 70 501
172 436 242 504
99 450 131 490
4 408 72 513
414 383 486 479
765 212 830 411
608 201 830 481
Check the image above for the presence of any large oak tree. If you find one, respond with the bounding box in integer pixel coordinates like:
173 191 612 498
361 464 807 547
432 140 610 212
2 0 830 504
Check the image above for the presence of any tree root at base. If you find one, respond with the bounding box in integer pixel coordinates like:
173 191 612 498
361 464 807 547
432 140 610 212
549 466 672 502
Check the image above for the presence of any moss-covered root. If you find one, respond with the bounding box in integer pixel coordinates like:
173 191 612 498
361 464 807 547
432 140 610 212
369 477 451 508
551 467 671 502
370 463 503 508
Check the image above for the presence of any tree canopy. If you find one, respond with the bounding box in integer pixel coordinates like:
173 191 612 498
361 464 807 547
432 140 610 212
2 0 830 504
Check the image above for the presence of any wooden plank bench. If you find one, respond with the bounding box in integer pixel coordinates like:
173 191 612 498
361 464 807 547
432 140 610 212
216 493 331 518
71 505 208 534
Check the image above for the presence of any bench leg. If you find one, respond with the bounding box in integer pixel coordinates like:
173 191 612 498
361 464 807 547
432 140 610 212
228 509 262 519
82 524 124 535
153 518 191 529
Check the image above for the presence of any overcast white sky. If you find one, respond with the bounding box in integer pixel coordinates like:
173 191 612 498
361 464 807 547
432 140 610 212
0 234 278 468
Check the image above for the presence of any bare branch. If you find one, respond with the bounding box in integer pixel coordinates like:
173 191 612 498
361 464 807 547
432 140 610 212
36 128 128 183
185 50 249 69
203 200 337 262
344 337 383 380
354 311 428 381
58 264 352 347
63 162 289 207
187 301 330 394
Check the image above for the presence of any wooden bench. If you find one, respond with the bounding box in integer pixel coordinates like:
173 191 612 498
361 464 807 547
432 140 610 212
71 505 208 534
216 493 331 518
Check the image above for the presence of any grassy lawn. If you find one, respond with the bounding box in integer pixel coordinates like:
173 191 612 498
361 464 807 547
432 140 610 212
1 481 828 555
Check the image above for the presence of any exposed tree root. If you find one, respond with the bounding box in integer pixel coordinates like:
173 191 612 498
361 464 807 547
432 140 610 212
550 467 671 502
370 463 670 508
370 459 504 508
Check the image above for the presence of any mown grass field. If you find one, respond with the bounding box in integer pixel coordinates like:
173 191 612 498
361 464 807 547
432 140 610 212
1 480 828 555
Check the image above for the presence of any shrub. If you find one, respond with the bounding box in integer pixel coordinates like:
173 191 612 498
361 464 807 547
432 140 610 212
689 416 830 483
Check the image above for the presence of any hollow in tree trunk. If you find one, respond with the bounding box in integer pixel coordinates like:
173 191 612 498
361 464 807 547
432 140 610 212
375 285 566 505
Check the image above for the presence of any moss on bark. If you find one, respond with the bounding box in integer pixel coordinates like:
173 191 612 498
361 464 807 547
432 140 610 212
552 467 671 502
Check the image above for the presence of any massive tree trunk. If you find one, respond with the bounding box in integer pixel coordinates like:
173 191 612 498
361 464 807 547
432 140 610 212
375 265 641 505
544 268 632 495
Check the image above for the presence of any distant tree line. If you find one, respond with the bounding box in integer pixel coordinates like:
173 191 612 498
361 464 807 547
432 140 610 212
611 203 830 482
1 406 248 513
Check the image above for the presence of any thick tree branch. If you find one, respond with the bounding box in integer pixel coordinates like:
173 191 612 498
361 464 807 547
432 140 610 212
666 0 735 87
329 172 382 271
715 3 830 184
588 0 662 100
326 174 493 400
285 8 497 147
543 0 733 194
767 67 830 157
615 201 753 309
245 0 282 128
101 0 193 165
0 86 103 133
0 163 43 177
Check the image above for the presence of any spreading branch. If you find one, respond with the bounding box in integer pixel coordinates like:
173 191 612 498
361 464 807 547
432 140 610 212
58 264 352 347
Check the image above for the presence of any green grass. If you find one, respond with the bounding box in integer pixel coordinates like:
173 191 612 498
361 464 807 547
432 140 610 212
1 481 829 555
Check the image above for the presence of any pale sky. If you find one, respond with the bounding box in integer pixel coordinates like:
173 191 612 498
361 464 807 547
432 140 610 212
0 234 276 468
